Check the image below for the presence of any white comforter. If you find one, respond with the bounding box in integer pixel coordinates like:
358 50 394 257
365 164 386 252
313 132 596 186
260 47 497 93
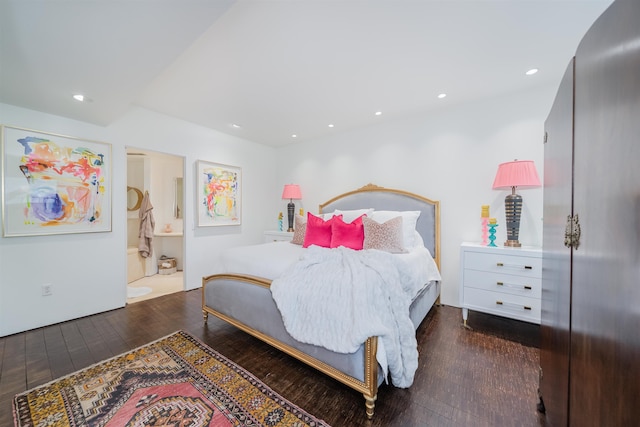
221 241 441 300
270 245 439 388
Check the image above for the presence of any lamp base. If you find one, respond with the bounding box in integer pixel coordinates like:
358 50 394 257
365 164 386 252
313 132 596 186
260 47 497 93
504 192 523 248
504 239 521 247
287 201 295 232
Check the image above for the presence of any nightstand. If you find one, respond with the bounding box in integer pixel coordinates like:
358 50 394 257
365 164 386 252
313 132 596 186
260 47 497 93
263 230 294 243
460 242 542 326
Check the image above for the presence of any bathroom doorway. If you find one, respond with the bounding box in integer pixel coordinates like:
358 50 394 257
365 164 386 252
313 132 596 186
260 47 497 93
126 147 185 303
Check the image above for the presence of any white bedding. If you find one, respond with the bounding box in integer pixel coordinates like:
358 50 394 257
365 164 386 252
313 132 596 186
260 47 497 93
220 241 304 280
219 241 442 387
220 241 441 300
270 245 436 387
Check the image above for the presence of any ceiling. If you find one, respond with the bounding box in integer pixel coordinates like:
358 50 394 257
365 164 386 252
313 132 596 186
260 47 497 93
0 0 613 147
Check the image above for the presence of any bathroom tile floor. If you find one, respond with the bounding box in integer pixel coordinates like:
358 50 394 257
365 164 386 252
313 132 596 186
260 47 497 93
127 271 183 304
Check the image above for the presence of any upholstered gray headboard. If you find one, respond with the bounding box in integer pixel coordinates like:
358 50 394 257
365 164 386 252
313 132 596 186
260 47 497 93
319 184 440 268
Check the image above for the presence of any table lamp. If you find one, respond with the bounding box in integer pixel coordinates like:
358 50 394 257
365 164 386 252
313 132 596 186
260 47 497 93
281 184 302 232
492 160 541 247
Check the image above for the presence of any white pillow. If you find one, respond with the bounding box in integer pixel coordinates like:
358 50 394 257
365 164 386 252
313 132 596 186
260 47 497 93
332 208 374 223
370 210 421 248
295 212 334 223
413 230 425 248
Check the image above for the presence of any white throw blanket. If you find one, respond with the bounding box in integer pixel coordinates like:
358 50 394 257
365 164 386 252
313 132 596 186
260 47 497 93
270 245 420 388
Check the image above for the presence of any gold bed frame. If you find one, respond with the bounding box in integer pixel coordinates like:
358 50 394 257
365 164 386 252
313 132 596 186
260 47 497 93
202 273 380 417
202 184 440 419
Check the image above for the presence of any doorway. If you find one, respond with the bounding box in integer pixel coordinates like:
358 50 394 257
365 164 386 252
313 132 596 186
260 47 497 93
126 147 185 303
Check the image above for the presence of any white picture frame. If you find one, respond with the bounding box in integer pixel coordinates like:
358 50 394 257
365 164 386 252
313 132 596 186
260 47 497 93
1 125 112 237
196 160 241 227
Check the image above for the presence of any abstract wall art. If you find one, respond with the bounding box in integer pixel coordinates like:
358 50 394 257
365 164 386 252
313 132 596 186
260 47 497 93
197 160 241 227
1 125 112 237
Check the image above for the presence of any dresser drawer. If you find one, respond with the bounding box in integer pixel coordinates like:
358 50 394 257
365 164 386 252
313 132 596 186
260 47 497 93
463 270 541 298
464 251 542 279
463 287 541 323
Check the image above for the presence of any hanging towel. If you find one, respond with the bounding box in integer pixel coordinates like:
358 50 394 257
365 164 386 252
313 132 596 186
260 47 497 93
138 191 155 258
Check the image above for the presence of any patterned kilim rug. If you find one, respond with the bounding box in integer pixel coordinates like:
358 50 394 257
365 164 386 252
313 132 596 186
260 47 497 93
13 330 331 427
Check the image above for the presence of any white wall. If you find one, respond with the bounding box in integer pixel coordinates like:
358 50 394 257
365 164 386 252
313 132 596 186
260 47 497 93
0 104 278 336
275 84 554 306
0 81 557 335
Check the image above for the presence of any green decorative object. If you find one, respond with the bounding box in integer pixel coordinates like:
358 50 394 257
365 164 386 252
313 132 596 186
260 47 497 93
488 223 498 247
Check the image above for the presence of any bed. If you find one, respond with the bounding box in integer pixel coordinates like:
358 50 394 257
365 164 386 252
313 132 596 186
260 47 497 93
202 183 441 418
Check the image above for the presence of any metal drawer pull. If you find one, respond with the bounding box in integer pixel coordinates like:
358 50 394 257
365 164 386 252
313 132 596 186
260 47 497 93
496 301 532 311
496 262 534 270
496 282 533 291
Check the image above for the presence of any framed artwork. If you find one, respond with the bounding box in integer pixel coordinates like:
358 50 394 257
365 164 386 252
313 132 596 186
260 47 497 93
197 160 241 227
1 125 111 237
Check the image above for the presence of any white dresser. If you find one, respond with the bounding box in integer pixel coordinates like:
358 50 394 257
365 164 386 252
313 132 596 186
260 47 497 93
263 230 294 243
460 242 542 326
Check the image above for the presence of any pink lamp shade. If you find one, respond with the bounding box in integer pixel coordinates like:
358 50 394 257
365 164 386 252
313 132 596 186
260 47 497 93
282 184 302 200
492 160 541 190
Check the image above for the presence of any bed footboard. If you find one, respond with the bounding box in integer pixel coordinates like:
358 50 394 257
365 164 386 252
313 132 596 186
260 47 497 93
202 273 380 419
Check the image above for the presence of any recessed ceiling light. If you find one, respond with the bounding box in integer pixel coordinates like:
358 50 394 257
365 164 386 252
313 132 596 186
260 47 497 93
328 124 334 128
375 111 382 116
438 93 447 99
526 68 539 75
230 123 242 129
291 134 297 138
73 94 84 102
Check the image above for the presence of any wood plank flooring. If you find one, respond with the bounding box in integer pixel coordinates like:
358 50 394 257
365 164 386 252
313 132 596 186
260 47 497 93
0 290 547 426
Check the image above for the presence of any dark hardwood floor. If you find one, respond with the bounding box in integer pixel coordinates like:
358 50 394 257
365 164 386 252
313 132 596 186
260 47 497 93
0 289 547 426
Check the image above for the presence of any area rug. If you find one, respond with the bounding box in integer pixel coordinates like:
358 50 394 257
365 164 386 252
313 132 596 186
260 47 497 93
126 286 152 298
13 330 331 427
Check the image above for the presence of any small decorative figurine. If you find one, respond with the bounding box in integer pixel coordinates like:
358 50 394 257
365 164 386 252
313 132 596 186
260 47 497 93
278 212 283 232
481 205 490 245
488 218 498 247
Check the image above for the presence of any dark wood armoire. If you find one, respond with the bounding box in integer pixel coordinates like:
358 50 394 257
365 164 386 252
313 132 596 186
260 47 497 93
540 1 640 425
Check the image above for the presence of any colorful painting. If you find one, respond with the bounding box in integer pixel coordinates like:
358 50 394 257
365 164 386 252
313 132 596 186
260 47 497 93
197 160 241 227
1 125 111 237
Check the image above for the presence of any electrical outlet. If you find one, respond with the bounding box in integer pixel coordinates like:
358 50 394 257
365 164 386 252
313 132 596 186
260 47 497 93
42 284 52 296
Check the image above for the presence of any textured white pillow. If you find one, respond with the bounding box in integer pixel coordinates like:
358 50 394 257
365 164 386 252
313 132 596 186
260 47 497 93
330 208 374 223
370 210 421 248
295 212 334 224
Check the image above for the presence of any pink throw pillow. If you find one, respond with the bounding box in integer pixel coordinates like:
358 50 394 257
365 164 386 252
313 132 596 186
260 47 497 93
330 214 365 250
303 213 341 248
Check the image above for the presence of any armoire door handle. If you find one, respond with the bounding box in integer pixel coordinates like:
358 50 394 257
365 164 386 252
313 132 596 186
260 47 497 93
564 214 581 250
